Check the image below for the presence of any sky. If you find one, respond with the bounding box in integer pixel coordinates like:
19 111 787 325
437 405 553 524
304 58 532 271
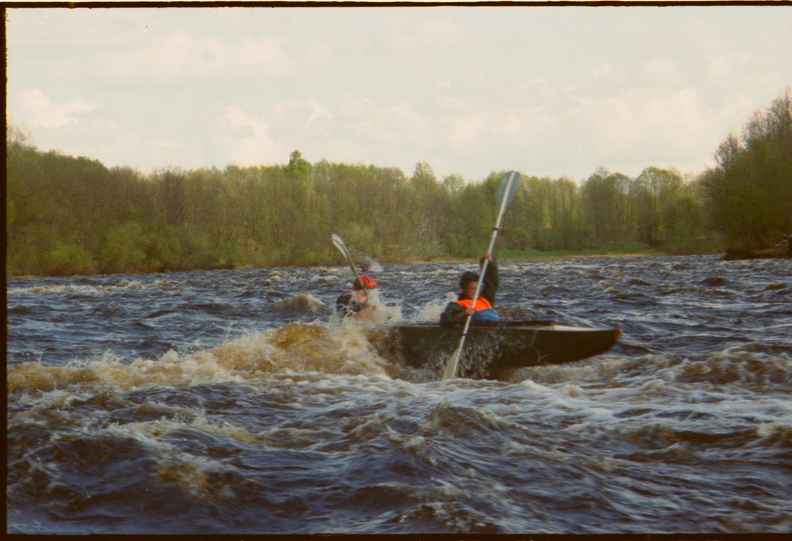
6 4 792 183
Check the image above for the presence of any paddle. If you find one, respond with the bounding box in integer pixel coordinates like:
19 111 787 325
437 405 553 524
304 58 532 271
442 170 521 380
331 233 369 299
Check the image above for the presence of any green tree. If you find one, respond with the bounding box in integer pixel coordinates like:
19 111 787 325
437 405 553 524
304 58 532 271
46 242 96 275
287 150 312 180
632 167 684 246
702 87 792 250
581 168 631 246
99 222 147 274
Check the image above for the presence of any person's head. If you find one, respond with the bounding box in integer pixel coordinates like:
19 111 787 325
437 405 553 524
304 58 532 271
353 275 377 291
459 271 479 299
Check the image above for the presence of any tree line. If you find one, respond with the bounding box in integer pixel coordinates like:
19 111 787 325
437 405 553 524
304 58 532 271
6 88 790 276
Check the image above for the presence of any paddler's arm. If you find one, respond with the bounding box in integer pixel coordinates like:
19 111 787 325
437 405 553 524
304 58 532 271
480 254 499 306
336 292 368 317
440 302 467 326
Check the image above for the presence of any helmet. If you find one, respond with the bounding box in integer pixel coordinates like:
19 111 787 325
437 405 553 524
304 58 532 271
354 275 377 290
459 271 479 290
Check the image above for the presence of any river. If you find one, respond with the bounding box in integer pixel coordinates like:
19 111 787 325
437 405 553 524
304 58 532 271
6 254 791 534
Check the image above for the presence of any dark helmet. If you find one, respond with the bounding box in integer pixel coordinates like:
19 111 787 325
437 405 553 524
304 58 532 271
354 275 377 290
459 271 479 290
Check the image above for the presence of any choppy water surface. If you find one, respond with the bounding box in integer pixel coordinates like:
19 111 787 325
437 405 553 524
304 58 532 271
7 255 791 534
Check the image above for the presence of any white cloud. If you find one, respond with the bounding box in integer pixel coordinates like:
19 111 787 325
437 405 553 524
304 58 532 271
349 102 435 148
715 92 755 123
232 36 296 77
272 99 333 126
447 113 488 152
641 57 681 85
562 86 715 167
382 15 474 53
16 89 96 129
436 94 471 113
303 41 339 70
590 65 611 79
213 107 287 166
68 31 295 88
707 53 752 80
333 96 431 148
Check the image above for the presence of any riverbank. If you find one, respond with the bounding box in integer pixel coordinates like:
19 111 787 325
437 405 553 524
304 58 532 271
500 247 668 261
10 242 749 279
2 247 699 278
723 246 791 260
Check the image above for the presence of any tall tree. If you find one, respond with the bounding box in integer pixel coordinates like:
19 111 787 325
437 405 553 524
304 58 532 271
702 87 792 250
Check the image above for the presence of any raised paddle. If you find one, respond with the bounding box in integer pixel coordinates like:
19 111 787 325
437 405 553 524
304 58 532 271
442 170 521 380
331 233 369 297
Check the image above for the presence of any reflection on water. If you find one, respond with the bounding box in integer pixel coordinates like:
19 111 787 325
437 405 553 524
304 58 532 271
7 255 792 534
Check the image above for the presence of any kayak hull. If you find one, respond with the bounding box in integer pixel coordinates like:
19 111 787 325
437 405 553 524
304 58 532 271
380 320 620 379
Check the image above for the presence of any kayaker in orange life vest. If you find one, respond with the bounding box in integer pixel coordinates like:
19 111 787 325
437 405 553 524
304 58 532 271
440 252 499 326
336 274 379 321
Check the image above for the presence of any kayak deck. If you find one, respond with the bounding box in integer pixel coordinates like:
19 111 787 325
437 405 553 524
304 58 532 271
378 320 620 380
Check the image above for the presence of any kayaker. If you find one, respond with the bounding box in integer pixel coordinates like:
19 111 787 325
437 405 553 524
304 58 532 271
440 252 500 326
336 275 379 320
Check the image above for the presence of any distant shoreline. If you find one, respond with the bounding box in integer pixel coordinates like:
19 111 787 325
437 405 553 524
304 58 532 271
419 249 682 265
12 249 789 279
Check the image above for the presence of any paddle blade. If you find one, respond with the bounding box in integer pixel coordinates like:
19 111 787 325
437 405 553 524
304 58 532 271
442 341 464 380
332 234 354 265
331 233 366 292
497 171 521 214
331 233 346 255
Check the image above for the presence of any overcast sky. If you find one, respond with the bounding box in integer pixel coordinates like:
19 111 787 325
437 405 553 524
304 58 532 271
6 4 791 182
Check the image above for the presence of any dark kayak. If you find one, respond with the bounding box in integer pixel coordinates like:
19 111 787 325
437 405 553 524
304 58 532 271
377 320 621 380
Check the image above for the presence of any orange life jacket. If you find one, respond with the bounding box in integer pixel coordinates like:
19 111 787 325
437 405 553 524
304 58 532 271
455 297 493 312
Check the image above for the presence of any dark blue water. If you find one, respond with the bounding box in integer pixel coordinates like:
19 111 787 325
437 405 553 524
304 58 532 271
7 255 792 534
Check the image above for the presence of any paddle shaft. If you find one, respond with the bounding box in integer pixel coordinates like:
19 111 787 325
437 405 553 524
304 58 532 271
347 255 368 297
331 234 369 298
442 172 518 380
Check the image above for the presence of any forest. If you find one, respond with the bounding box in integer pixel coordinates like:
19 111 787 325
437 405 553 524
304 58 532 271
6 88 791 277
